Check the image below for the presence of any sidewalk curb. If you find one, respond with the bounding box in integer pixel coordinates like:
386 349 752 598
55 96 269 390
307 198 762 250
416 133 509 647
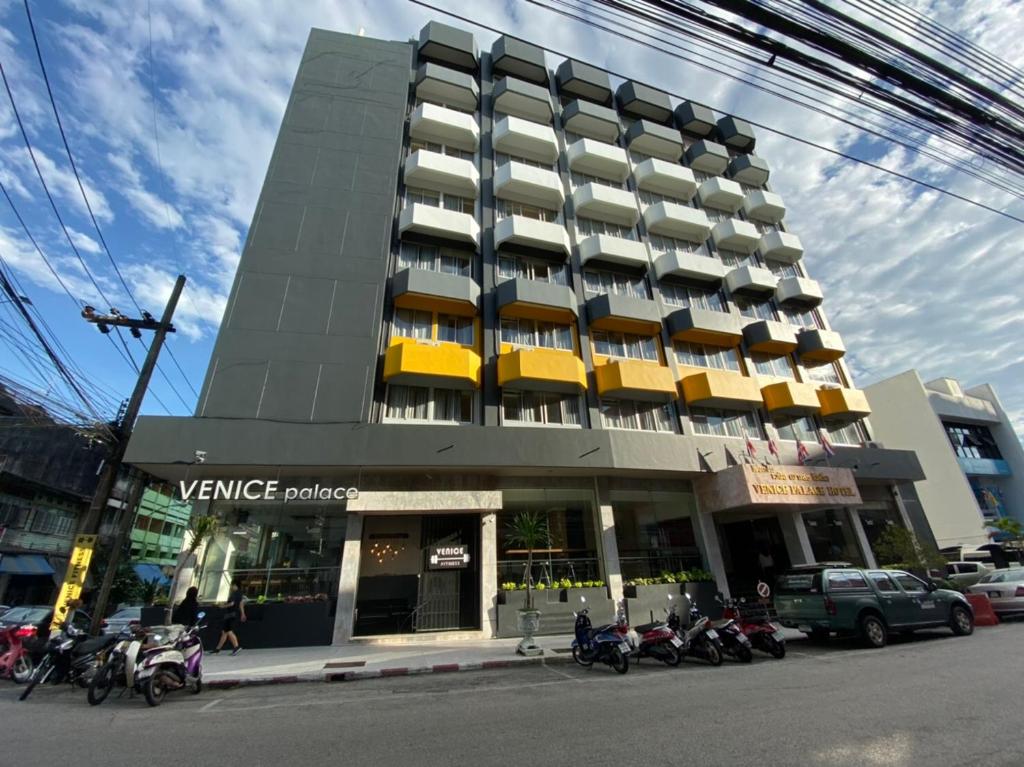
205 654 560 689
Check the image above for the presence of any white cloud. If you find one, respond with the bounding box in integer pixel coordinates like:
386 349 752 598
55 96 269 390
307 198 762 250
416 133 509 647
67 226 101 254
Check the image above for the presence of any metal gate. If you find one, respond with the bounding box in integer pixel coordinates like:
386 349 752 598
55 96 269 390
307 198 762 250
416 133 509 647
413 516 478 632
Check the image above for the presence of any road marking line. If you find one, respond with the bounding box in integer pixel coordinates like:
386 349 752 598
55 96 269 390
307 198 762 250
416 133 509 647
542 662 581 682
199 698 223 712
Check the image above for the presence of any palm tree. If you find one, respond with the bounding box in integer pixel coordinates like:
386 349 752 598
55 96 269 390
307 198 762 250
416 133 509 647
988 517 1023 560
165 514 220 623
506 511 549 612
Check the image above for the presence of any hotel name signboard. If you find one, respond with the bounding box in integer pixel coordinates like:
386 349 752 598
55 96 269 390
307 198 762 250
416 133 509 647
697 465 862 513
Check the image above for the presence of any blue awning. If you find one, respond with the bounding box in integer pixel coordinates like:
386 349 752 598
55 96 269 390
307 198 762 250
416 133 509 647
0 554 56 576
133 564 171 586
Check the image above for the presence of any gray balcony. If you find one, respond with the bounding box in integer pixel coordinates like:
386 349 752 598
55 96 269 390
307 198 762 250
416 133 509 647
415 62 479 111
797 329 846 362
742 320 798 354
562 99 620 142
717 115 756 152
491 35 548 84
418 21 478 71
685 139 730 175
616 81 673 123
625 120 684 162
697 177 745 212
494 215 570 255
724 265 777 297
567 138 629 182
759 230 804 263
404 149 479 197
555 59 613 105
666 307 742 346
494 161 565 208
653 251 725 286
572 183 640 227
399 203 480 247
409 102 479 152
643 202 711 241
712 219 761 254
492 76 553 123
674 101 716 137
391 268 480 314
586 293 662 335
496 277 577 318
492 115 559 164
776 276 823 307
743 190 785 224
727 155 770 186
578 235 649 269
633 158 697 200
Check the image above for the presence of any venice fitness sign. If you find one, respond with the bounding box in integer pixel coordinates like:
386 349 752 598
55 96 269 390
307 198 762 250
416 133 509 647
179 479 359 504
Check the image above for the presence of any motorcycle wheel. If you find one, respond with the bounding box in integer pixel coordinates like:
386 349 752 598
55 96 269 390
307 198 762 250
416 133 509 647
19 657 52 701
663 645 683 667
704 640 723 667
11 653 34 684
609 647 629 675
571 646 594 668
735 644 753 663
143 672 169 707
88 660 117 706
767 638 786 659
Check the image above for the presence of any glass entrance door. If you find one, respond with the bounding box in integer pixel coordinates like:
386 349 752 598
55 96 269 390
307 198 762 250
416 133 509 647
415 515 480 632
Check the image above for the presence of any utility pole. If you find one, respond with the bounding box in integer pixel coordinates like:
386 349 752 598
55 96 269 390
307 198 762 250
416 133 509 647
73 274 185 631
88 467 146 632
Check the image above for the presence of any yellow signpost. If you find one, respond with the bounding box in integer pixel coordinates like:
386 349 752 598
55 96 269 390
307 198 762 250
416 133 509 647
50 534 97 632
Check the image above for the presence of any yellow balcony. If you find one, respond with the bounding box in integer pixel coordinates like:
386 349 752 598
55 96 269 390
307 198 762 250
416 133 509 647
383 338 481 389
818 387 871 421
679 367 762 409
595 360 677 402
761 381 820 416
498 347 587 393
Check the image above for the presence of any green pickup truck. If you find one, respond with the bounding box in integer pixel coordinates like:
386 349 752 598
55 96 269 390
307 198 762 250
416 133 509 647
774 563 975 648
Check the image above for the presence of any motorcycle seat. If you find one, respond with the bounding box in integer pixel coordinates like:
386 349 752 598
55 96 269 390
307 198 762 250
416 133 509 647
634 622 662 634
73 635 117 656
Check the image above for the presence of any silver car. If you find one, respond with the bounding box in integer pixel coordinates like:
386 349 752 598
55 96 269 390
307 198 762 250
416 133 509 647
101 606 143 635
967 569 1024 617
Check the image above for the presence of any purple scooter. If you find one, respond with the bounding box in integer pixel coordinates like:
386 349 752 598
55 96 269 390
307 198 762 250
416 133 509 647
135 612 205 706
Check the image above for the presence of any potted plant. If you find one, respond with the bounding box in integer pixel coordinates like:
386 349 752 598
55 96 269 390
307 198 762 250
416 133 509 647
506 511 549 656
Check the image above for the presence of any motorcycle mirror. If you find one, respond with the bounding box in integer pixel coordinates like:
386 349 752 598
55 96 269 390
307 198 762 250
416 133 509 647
197 611 206 621
579 596 587 604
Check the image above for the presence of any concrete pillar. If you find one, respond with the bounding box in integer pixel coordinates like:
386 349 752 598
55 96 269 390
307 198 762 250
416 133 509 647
480 513 497 638
692 511 730 599
779 512 815 565
596 501 624 605
848 509 878 569
332 513 364 645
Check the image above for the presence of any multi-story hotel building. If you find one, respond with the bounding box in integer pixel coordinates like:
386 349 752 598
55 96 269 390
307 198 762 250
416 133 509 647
126 22 929 645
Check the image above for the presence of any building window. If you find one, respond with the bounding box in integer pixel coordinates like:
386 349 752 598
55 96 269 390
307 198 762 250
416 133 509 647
612 493 703 580
502 390 581 426
500 317 574 350
773 415 818 443
733 295 776 321
804 361 843 385
436 314 474 345
718 249 759 270
660 281 728 312
593 331 659 362
576 216 636 240
571 171 623 189
392 308 432 340
689 407 761 439
767 260 801 278
497 253 568 285
397 242 472 278
408 139 474 161
600 399 676 432
582 267 651 299
674 341 741 371
648 233 707 258
495 198 558 223
943 422 1002 460
824 419 864 446
750 352 794 379
497 495 600 586
405 186 474 214
803 509 865 567
703 207 732 224
494 151 552 170
639 190 690 207
753 220 779 234
780 304 820 329
385 385 473 423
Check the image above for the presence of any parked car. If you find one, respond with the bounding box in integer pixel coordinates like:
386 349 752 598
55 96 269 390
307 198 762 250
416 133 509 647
966 568 1024 618
944 561 992 588
101 607 143 635
0 605 93 654
774 564 974 648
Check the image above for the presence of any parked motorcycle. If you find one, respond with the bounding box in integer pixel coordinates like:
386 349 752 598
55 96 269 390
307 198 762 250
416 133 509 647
666 595 723 666
571 599 631 674
721 598 786 659
87 623 150 705
135 614 206 705
631 611 684 666
0 623 35 683
19 623 116 701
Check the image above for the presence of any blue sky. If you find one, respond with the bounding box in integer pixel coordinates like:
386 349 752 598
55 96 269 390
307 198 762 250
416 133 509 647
1 0 1023 437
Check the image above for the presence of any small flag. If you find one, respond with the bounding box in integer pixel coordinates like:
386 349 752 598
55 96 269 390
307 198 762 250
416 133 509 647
768 438 780 459
820 432 836 457
745 436 757 458
796 440 810 465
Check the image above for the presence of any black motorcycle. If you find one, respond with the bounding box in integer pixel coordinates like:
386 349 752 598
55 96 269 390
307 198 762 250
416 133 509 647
666 595 724 666
570 601 631 674
706 598 753 663
19 623 116 701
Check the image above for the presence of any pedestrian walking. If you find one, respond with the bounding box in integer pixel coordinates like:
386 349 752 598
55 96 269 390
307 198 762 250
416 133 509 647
172 586 200 627
210 580 246 655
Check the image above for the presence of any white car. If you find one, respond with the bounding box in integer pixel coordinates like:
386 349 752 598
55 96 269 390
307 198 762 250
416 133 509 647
944 561 992 588
967 569 1024 618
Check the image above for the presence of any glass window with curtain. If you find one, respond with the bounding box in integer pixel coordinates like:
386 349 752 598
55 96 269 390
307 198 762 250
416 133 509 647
648 233 707 257
803 509 866 567
500 318 573 351
582 267 651 299
497 254 569 285
397 243 473 277
773 415 819 443
494 151 552 170
409 139 474 161
824 419 865 446
659 281 728 312
600 399 677 432
781 304 820 329
576 217 636 240
750 352 795 379
385 385 472 423
437 314 474 345
804 360 844 385
495 198 558 222
733 295 777 321
612 493 703 580
639 190 690 207
592 331 659 362
768 260 801 278
502 391 581 426
689 407 762 439
718 250 759 269
674 340 741 371
571 171 623 189
393 308 432 340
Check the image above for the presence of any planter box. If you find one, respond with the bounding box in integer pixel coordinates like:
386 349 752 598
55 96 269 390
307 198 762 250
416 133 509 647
141 601 334 649
685 582 722 620
496 588 613 638
624 583 683 625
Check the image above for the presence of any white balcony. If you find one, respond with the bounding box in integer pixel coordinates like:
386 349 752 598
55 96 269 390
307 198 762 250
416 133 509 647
404 150 479 197
572 183 639 227
653 250 726 285
632 158 697 200
409 102 479 151
776 276 823 307
642 201 711 241
566 138 629 183
399 203 479 246
697 177 745 212
724 265 777 296
494 161 565 208
578 234 649 269
494 215 570 255
759 230 804 263
712 218 760 254
742 190 785 224
492 115 558 164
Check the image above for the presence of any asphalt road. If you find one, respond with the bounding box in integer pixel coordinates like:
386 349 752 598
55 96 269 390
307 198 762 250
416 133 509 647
2 623 1021 767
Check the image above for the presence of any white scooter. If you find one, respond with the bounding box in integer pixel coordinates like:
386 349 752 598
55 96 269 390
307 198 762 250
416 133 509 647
87 622 181 705
135 614 206 706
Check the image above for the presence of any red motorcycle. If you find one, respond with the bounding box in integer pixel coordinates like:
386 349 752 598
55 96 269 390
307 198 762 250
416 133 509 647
721 598 786 659
0 623 36 683
630 608 684 666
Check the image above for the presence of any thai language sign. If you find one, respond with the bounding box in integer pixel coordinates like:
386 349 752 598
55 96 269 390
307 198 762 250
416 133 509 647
697 465 861 513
